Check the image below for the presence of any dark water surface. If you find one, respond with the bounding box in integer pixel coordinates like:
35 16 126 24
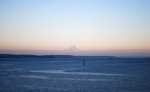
0 57 150 92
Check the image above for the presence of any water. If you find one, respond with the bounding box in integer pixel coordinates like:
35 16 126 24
0 57 150 92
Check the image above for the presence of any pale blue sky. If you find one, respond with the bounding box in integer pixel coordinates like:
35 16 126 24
0 0 150 56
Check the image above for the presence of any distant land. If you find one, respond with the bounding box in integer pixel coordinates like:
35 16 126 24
0 54 74 58
0 54 116 58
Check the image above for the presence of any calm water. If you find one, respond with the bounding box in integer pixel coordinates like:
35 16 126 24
0 57 150 92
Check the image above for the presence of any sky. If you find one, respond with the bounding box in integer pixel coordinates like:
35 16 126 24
0 0 150 56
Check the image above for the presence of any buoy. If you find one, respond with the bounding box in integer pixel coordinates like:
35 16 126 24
82 59 86 65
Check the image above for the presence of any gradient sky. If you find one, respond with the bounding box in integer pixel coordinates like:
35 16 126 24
0 0 150 56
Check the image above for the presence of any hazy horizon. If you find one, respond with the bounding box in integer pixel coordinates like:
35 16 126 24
1 0 150 56
0 47 150 57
